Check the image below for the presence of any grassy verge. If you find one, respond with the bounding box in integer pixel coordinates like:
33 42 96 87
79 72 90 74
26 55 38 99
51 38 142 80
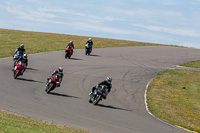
180 60 200 68
0 28 170 58
0 110 88 133
147 69 200 132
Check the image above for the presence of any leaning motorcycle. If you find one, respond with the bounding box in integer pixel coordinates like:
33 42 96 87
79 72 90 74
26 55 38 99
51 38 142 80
13 61 25 79
85 43 92 55
65 46 72 59
89 85 108 105
45 76 60 93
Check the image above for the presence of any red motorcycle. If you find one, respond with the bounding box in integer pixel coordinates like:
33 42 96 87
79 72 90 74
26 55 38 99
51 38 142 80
65 46 72 59
13 61 25 79
45 75 60 93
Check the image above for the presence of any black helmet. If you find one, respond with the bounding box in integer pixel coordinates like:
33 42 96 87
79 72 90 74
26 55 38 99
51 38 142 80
106 76 112 83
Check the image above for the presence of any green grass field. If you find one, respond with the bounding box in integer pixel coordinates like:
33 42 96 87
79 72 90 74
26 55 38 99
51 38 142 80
0 28 170 58
180 60 200 68
147 67 200 132
0 111 88 133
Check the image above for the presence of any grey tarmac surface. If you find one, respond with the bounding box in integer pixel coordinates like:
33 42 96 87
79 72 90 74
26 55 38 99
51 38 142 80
0 46 200 133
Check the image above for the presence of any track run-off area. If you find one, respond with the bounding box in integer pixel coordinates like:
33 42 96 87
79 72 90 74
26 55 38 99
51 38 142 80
0 46 200 133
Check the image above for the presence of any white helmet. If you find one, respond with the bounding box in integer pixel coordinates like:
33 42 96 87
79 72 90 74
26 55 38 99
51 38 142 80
20 44 24 49
23 54 27 59
89 38 92 41
106 77 112 83
19 61 22 66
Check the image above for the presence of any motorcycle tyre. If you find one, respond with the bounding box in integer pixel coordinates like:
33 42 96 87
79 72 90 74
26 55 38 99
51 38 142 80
46 84 53 94
14 71 19 79
93 95 101 105
65 52 68 59
88 97 92 103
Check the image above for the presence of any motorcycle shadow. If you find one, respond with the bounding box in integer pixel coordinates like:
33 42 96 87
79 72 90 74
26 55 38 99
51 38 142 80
17 77 43 83
49 92 80 99
67 57 82 60
87 54 101 57
96 104 132 112
26 67 39 71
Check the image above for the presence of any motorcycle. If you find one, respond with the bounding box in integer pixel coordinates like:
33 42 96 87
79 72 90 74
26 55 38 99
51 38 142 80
89 85 108 105
45 76 60 93
65 46 72 59
85 43 92 55
13 61 25 79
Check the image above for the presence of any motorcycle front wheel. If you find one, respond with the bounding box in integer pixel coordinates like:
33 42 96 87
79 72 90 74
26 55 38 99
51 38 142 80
14 71 19 79
46 84 53 94
93 95 101 105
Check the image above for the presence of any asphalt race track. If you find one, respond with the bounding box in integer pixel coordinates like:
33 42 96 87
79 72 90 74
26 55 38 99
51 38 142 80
1 46 200 133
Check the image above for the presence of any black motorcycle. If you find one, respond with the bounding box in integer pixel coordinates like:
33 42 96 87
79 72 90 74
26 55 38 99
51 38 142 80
89 85 108 105
85 43 92 55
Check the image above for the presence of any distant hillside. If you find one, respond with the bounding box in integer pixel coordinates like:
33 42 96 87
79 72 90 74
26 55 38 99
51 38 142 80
0 28 169 57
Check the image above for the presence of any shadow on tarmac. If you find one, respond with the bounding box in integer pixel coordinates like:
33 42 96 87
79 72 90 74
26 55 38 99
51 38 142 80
68 57 82 60
16 77 43 83
87 54 101 57
26 67 39 71
96 104 132 112
49 92 80 99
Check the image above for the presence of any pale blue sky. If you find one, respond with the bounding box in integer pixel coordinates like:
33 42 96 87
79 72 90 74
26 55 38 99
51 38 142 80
0 0 200 48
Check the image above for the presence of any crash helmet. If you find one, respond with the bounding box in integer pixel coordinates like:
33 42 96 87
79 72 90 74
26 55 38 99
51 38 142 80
19 61 22 66
106 76 112 83
58 67 63 72
20 44 24 49
70 40 73 44
23 54 27 59
89 38 92 41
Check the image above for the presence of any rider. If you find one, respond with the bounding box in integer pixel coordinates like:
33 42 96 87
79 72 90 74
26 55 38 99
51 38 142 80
91 77 112 98
14 44 25 57
13 44 26 66
66 41 74 55
85 38 93 53
21 54 28 66
47 67 64 86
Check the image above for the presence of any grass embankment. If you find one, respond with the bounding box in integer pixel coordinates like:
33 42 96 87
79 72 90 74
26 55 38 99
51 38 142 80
0 111 88 133
180 60 200 68
0 28 168 58
147 62 200 133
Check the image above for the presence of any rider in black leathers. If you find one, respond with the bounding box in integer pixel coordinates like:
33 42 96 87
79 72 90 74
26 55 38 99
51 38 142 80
91 77 112 96
85 38 93 53
14 44 25 56
19 54 28 67
67 41 74 55
13 44 26 67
